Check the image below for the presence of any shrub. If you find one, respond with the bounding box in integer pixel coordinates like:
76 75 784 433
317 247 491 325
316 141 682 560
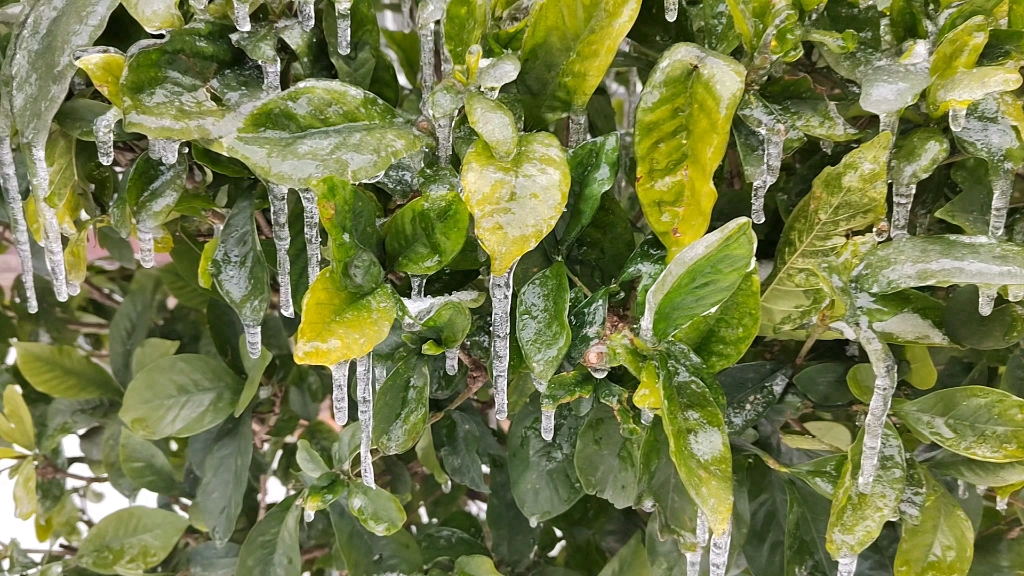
1 0 1024 574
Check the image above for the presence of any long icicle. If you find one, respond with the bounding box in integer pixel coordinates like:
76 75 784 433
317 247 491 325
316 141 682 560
445 347 459 375
27 142 68 302
93 108 118 166
356 354 375 487
540 407 555 441
418 18 437 113
989 169 1013 239
232 0 252 32
137 227 156 268
890 180 915 239
490 262 516 420
298 188 321 286
751 123 785 224
243 323 262 359
268 185 294 317
331 360 351 426
0 137 36 313
568 107 588 148
686 510 710 576
856 321 897 491
708 520 732 576
298 0 315 30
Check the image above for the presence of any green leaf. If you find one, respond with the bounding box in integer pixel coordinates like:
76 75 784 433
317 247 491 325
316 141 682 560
928 453 1024 487
236 338 272 417
119 428 180 495
465 92 519 161
420 301 474 350
784 479 838 576
943 285 1024 349
74 51 126 108
634 43 746 259
460 131 571 275
313 176 384 289
891 128 951 186
224 80 428 189
678 270 761 373
636 420 701 549
14 342 121 399
383 191 470 275
566 288 609 366
516 262 572 382
894 386 1024 462
190 414 253 546
597 532 651 576
761 75 861 142
557 133 620 255
826 423 906 559
761 132 891 335
76 507 190 575
415 428 450 488
131 338 180 376
508 397 585 523
487 456 537 571
322 0 399 104
437 411 489 492
109 271 163 386
12 459 36 521
329 500 423 576
0 386 35 451
794 363 857 406
296 439 331 477
347 481 407 536
123 151 188 232
237 497 301 576
372 354 430 455
122 0 183 34
574 404 642 508
210 194 270 329
443 0 490 67
119 354 245 439
719 362 790 435
789 455 847 500
294 268 398 366
893 470 974 576
454 555 504 576
656 344 733 534
420 526 490 565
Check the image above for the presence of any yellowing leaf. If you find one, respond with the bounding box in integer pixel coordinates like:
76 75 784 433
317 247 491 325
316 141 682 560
0 386 35 451
75 51 126 107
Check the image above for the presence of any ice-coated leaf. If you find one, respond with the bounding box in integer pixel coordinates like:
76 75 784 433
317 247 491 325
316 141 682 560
383 191 469 275
634 43 745 259
123 151 188 232
119 354 245 439
893 386 1024 462
826 423 906 559
574 403 642 508
120 20 264 141
123 0 184 33
641 217 756 343
516 262 571 382
224 80 428 189
372 354 430 455
74 51 126 108
294 267 398 366
465 92 519 161
329 501 422 576
893 470 974 576
347 480 407 536
210 194 270 329
76 507 190 575
14 342 122 399
891 128 951 185
636 417 703 549
760 132 891 335
460 131 570 275
761 75 861 142
953 93 1024 170
237 497 302 576
443 0 490 67
928 454 1024 488
557 133 620 255
566 287 609 366
675 268 760 373
516 0 642 128
718 362 789 435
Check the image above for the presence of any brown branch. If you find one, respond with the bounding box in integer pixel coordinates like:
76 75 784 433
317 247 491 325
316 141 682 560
428 348 488 425
255 210 274 239
37 464 108 485
300 546 331 563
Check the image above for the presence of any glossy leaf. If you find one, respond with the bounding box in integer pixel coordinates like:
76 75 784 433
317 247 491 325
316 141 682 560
893 470 974 576
347 480 407 536
329 500 423 576
76 507 189 575
191 414 253 546
15 342 121 399
574 404 642 508
557 133 620 254
122 0 183 34
210 194 270 328
465 92 519 161
516 262 572 382
383 191 470 275
372 354 430 455
237 497 302 576
75 51 126 107
119 428 179 494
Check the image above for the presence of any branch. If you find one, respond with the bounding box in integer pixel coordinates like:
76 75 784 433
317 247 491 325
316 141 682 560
428 348 488 425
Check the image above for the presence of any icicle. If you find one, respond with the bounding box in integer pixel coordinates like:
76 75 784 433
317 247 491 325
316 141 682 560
267 185 294 317
303 508 315 522
997 494 1009 512
297 188 321 286
0 137 36 313
873 218 890 241
708 521 732 576
27 142 68 302
418 20 437 105
298 0 315 31
878 111 899 137
436 114 453 166
137 227 156 268
445 347 459 375
331 360 351 426
568 107 588 148
411 275 426 299
438 17 453 79
528 516 539 528
948 103 968 132
441 478 452 493
356 354 375 487
686 511 709 576
685 551 701 576
149 138 180 165
335 0 353 55
540 407 555 441
978 286 998 317
243 323 262 359
190 0 209 8
891 181 915 239
489 263 516 420
403 274 428 331
401 0 413 23
820 139 834 155
856 323 897 492
67 281 80 296
374 362 386 390
665 0 678 22
641 408 654 425
989 170 1012 238
1008 285 1024 302
958 479 968 499
837 554 858 576
232 0 251 32
260 58 281 93
93 108 118 166
751 123 785 224
976 485 988 496
258 385 272 399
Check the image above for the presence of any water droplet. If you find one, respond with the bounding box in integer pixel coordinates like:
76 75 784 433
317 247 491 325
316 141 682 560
258 384 272 399
997 494 1009 512
873 218 890 241
948 103 968 132
303 508 315 523
441 478 452 493
820 139 834 154
529 516 539 528
639 499 655 513
665 0 678 21
641 408 655 425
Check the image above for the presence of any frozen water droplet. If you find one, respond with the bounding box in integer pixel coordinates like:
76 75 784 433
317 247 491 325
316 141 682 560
335 0 353 55
150 138 180 165
751 123 785 225
846 341 861 357
243 323 262 359
258 384 272 399
948 103 968 132
441 477 452 493
890 181 916 239
529 516 539 528
976 484 988 496
297 188 321 286
997 494 1009 512
837 554 858 576
260 58 281 93
978 286 998 316
665 0 678 21
356 354 375 488
856 323 897 492
66 281 80 296
708 521 731 576
298 0 315 31
268 185 294 318
436 114 453 166
639 499 655 513
587 365 609 379
540 407 555 441
93 108 118 166
958 479 968 499
989 170 1012 238
303 508 315 523
820 139 834 154
0 137 36 313
878 111 899 137
27 142 68 302
568 107 588 148
445 347 459 375
331 360 351 426
489 264 516 420
411 274 426 299
641 408 655 425
137 227 156 268
233 0 251 32
873 218 890 241
1008 285 1024 302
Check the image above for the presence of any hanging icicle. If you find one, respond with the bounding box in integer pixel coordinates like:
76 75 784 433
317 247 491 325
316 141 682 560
260 58 281 93
665 0 678 22
989 170 1012 239
686 510 710 576
856 322 897 492
890 180 915 239
837 554 858 576
27 142 68 302
540 407 555 441
331 360 351 426
978 286 998 317
243 323 262 359
297 188 321 286
708 521 732 576
568 108 588 148
233 0 252 32
0 137 36 313
93 108 118 166
490 263 516 420
751 123 785 224
445 347 459 375
149 138 180 165
335 0 354 55
267 185 294 317
137 227 156 268
436 114 453 166
298 0 315 31
356 354 375 488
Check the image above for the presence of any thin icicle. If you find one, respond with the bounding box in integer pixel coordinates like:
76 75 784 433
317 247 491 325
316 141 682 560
948 103 968 132
687 511 709 576
997 494 1009 512
298 188 321 286
438 17 453 79
335 0 353 55
540 407 555 441
260 58 281 93
374 362 386 390
490 263 516 420
232 0 251 32
331 360 351 426
685 551 701 576
403 274 428 331
568 108 588 148
978 286 998 317
298 0 315 31
27 142 68 302
665 0 678 21
856 323 897 492
837 554 858 576
878 111 899 137
1008 285 1024 302
303 508 315 522
149 138 180 165
958 479 968 499
93 108 118 166
411 275 426 299
989 170 1012 238
751 123 785 224
137 227 156 268
243 323 262 359
356 354 375 487
0 137 36 313
445 347 459 375
976 485 988 496
891 181 915 239
268 185 294 317
708 521 732 576
441 478 452 493
820 139 834 155
190 0 209 8
641 408 654 425
418 21 437 107
436 114 453 166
